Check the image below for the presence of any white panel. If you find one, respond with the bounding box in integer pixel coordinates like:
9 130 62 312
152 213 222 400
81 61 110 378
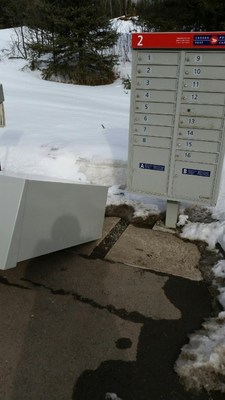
175 150 218 163
137 65 178 78
179 116 222 130
135 89 176 103
180 104 224 118
176 139 220 153
181 91 225 105
0 176 25 269
137 77 177 90
0 174 107 269
134 124 173 137
18 180 108 261
133 135 171 148
178 128 221 142
184 66 225 79
172 161 216 203
135 101 174 114
137 51 180 64
183 79 225 92
185 52 225 66
130 147 170 196
135 113 174 126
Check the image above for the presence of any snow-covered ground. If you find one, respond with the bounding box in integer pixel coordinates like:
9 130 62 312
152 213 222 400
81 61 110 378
1 21 225 393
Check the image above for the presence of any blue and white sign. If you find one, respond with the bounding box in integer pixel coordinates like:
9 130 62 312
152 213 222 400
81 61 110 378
194 35 225 46
182 168 211 177
139 163 165 171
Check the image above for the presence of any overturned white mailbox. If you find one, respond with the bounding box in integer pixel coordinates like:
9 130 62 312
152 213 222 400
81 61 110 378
128 32 225 225
0 174 107 270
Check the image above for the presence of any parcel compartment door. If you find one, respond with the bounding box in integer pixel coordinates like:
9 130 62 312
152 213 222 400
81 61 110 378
130 146 170 196
172 161 216 204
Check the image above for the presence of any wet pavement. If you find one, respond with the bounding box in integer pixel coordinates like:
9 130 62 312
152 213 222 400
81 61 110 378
0 217 223 400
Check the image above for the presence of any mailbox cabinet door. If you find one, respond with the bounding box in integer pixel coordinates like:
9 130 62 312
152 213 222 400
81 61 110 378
172 161 216 203
130 147 170 196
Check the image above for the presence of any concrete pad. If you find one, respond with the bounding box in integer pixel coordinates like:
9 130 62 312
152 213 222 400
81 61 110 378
106 225 202 281
68 217 120 256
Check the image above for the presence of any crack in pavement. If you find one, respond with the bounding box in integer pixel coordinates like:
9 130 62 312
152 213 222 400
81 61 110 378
0 275 32 291
16 278 147 323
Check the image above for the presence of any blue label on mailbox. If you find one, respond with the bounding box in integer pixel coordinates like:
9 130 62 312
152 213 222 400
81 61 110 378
139 163 165 171
194 34 225 46
182 168 211 177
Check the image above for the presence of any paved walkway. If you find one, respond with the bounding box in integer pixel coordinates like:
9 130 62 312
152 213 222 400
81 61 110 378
0 218 223 400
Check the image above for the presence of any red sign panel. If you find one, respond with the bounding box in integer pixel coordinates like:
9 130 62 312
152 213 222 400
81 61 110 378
132 32 225 49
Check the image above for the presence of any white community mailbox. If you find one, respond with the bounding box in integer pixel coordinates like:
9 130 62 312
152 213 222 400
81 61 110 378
0 83 108 270
128 32 225 227
0 174 108 270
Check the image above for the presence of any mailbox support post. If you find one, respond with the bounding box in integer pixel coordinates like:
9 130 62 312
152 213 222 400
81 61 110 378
165 200 180 228
0 84 5 127
0 103 5 127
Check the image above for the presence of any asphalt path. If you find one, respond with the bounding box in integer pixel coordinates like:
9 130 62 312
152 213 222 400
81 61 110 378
0 246 223 400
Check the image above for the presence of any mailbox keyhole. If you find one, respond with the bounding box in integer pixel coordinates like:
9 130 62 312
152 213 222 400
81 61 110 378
187 108 191 112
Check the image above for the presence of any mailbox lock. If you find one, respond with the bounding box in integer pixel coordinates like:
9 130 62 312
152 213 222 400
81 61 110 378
182 96 187 100
185 71 189 75
184 84 188 87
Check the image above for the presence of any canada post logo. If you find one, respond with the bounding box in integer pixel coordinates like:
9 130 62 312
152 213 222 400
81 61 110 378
194 34 225 46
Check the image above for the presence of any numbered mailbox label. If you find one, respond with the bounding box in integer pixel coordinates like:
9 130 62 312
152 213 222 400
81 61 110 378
185 66 225 79
135 113 174 126
178 128 221 142
135 101 174 114
175 150 218 163
135 89 176 103
133 135 171 148
182 91 225 105
183 79 225 92
176 139 220 153
134 124 173 137
185 52 225 66
137 51 180 65
185 54 203 64
137 77 177 90
137 65 178 78
179 116 222 130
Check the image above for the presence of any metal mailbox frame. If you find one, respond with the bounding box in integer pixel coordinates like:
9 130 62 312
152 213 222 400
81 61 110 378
128 32 225 225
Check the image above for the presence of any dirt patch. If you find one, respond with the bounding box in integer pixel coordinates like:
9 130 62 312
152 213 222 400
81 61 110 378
105 204 163 227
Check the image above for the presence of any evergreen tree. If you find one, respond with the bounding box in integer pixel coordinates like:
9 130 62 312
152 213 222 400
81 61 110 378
137 0 225 31
0 0 30 28
100 0 136 18
26 0 118 85
0 1 9 28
